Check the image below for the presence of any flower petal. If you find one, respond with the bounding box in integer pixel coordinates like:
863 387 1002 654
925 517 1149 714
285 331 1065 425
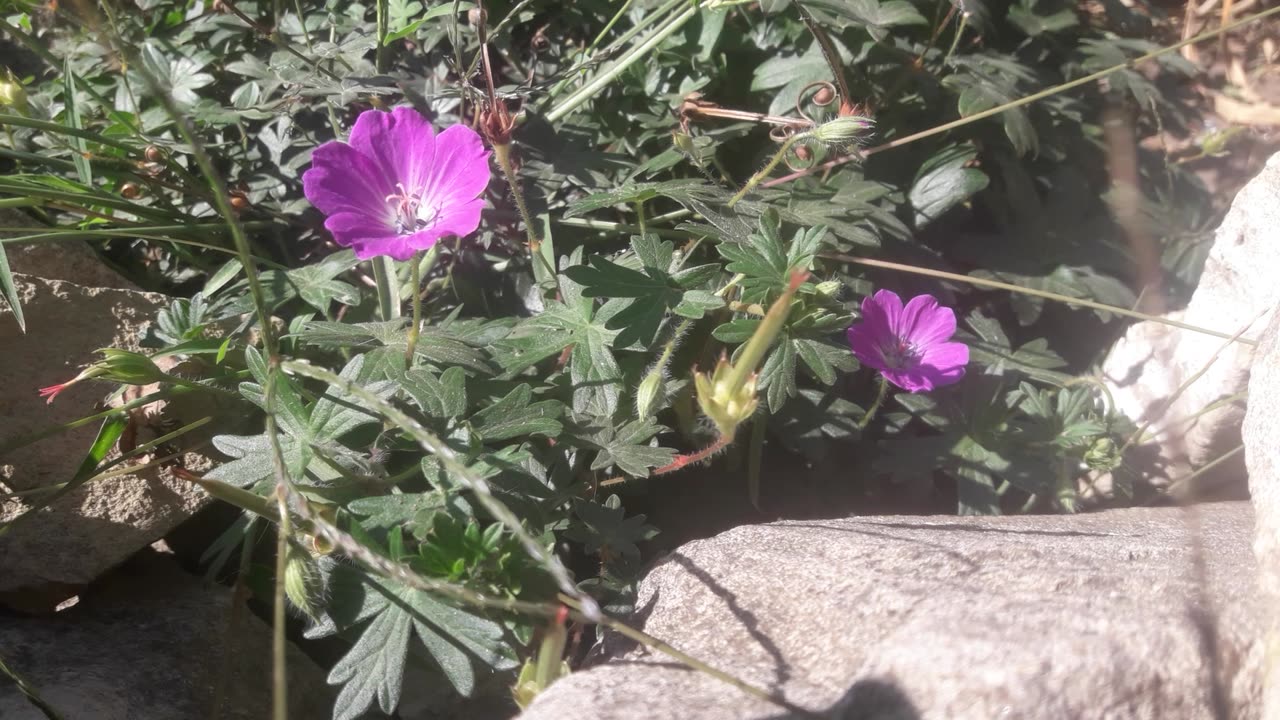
322 211 400 255
348 107 438 192
859 289 902 339
417 124 491 211
350 198 485 261
847 324 889 372
889 341 968 392
302 141 395 220
880 367 936 393
898 294 957 347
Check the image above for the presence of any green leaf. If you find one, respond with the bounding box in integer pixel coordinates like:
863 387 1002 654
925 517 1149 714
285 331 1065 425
329 598 413 720
399 365 468 420
583 419 675 478
909 145 989 228
566 495 658 561
470 384 563 442
1007 3 1077 36
564 180 711 218
64 56 91 185
672 289 724 319
0 242 23 332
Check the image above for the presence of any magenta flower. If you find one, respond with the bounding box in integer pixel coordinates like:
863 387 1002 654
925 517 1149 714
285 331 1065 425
302 107 490 261
847 290 969 393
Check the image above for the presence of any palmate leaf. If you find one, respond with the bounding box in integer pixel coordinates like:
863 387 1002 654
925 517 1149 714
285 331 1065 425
469 384 564 442
493 248 624 416
295 319 493 374
315 564 515 720
566 494 658 561
957 310 1070 384
579 418 675 478
717 210 827 303
563 234 721 346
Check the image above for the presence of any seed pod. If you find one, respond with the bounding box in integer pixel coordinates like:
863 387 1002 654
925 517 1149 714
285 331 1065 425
229 193 249 212
812 86 835 106
120 182 141 199
144 145 163 163
468 7 486 26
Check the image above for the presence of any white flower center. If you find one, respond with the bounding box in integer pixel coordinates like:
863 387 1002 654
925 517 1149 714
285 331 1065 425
385 183 441 235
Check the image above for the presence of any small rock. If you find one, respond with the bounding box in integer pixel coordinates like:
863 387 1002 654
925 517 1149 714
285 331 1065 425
0 550 333 719
0 274 215 611
519 503 1261 720
1244 307 1280 718
1099 152 1280 495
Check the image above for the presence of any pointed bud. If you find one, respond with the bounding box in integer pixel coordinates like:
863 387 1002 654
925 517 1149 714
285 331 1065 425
95 348 169 386
809 116 874 147
815 280 841 297
284 542 325 620
635 365 666 420
0 70 28 114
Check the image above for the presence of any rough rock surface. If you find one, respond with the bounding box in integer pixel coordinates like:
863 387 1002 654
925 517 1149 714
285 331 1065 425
0 273 213 611
1244 308 1280 719
1099 153 1280 492
520 502 1261 720
0 550 333 719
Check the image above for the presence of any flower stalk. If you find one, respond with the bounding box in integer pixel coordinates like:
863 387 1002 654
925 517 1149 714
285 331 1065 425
404 249 424 365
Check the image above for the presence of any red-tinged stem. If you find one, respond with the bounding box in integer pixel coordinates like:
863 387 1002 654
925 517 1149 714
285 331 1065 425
599 434 732 488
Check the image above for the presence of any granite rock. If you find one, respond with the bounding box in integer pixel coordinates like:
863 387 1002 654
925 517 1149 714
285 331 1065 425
1099 153 1280 495
0 550 333 720
520 503 1261 720
0 274 215 611
1244 307 1280 720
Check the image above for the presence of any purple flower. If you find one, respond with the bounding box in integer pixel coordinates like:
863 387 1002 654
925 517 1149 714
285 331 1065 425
846 290 969 393
302 107 490 261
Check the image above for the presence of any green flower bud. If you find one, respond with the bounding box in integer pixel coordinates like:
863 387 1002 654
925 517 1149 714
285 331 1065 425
0 70 28 114
94 348 169 386
284 542 325 620
635 365 666 420
815 280 841 297
809 116 874 147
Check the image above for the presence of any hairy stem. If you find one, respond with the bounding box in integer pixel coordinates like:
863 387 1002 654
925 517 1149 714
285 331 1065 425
405 249 424 366
822 252 1257 344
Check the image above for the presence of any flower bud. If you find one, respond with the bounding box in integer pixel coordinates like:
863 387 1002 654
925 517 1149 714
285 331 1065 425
635 365 665 420
0 71 28 114
120 182 141 199
144 145 164 163
94 348 170 386
815 280 841 297
284 542 325 620
809 116 874 147
812 86 835 106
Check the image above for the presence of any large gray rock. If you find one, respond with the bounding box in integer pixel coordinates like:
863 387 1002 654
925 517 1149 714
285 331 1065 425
520 502 1261 720
1099 153 1280 495
1244 307 1280 719
0 549 334 719
0 274 214 611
